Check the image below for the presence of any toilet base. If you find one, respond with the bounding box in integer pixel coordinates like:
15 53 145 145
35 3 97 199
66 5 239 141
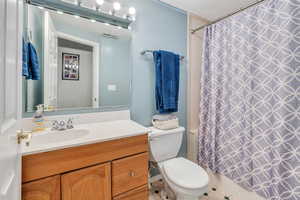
156 160 208 200
158 166 205 200
176 194 199 200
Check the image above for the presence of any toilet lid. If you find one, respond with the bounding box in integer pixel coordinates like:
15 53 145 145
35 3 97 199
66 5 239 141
162 157 209 189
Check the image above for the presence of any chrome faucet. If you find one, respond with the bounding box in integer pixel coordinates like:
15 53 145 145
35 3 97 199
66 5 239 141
66 118 74 129
51 120 60 130
51 118 74 131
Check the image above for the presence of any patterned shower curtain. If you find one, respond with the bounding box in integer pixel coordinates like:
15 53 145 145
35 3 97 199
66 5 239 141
198 0 300 199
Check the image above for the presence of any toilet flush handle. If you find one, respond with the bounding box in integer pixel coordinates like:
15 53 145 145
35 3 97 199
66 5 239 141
149 137 160 141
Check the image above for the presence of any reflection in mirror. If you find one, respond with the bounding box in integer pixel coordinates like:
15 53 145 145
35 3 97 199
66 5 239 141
23 3 132 114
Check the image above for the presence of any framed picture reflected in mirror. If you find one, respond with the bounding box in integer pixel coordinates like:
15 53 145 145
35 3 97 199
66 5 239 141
62 53 80 81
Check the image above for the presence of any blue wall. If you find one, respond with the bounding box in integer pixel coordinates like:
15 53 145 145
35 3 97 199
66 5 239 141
100 38 131 107
130 0 187 157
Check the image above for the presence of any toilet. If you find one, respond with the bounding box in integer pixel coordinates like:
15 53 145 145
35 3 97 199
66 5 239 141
149 127 209 200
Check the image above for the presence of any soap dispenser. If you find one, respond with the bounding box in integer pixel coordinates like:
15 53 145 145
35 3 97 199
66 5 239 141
33 104 46 132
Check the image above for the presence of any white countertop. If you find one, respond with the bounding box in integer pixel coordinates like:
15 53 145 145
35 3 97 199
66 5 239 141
21 120 150 156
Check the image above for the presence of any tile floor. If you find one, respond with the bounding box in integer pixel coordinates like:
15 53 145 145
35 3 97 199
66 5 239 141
149 179 227 200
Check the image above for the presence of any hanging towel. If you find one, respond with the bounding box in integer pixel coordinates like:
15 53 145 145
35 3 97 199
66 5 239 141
27 42 40 80
22 38 29 77
22 40 40 80
153 50 180 113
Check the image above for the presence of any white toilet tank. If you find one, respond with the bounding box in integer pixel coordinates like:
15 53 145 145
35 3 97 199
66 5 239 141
149 127 185 162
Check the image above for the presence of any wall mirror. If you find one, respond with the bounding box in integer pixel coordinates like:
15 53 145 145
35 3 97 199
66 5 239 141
22 2 132 116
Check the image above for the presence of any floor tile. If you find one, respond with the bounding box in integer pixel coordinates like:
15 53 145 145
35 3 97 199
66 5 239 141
149 180 226 200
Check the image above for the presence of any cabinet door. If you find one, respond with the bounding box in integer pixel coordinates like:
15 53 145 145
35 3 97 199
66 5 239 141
62 163 111 200
22 175 60 200
113 185 148 200
112 152 148 196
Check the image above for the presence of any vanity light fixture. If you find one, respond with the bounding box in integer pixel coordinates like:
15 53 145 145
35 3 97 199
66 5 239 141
111 1 121 16
26 0 133 29
128 6 136 15
96 0 104 5
126 6 136 21
113 2 121 11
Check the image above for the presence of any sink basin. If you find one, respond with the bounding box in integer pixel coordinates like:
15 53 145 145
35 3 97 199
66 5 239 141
30 129 90 145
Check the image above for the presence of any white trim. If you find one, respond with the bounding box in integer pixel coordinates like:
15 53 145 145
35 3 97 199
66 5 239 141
186 13 192 161
43 11 51 107
17 0 23 122
56 32 100 108
0 0 23 199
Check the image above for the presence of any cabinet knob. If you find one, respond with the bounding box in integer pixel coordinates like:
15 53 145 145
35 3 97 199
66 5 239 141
129 171 136 177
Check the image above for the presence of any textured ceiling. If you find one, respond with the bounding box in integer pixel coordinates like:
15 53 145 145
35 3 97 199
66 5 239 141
160 0 261 21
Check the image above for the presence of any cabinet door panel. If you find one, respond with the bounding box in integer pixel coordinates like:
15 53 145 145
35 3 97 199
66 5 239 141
112 152 148 196
62 163 111 200
22 175 60 200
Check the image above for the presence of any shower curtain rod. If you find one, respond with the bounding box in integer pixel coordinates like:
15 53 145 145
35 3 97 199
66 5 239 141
191 0 266 34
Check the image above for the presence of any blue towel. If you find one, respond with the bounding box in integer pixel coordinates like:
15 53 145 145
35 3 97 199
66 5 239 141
153 50 180 113
22 38 29 77
27 42 40 80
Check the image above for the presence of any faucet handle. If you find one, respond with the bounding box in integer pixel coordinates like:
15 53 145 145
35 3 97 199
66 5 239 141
66 118 74 129
51 120 59 130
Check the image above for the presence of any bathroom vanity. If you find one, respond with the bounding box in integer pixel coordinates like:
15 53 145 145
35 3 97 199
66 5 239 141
21 120 150 200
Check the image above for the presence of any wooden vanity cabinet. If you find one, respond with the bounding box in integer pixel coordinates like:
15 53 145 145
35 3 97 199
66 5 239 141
22 175 60 200
21 134 149 200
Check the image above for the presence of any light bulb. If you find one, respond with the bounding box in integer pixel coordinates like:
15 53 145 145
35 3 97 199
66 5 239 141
128 7 136 15
113 2 121 11
117 26 122 29
105 23 110 26
38 6 44 10
90 19 96 23
57 10 63 14
74 15 80 19
96 0 104 5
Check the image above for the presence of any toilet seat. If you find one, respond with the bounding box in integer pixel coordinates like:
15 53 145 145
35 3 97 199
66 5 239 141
162 157 209 190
